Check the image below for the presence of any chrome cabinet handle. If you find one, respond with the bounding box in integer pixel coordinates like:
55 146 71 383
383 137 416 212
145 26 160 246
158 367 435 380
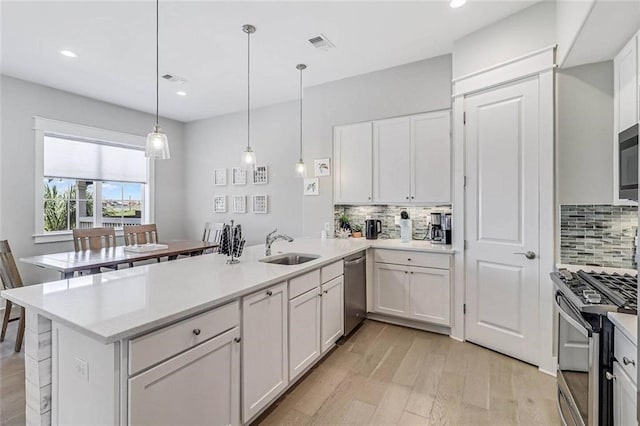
266 290 273 296
514 251 536 260
234 337 241 343
193 328 201 336
605 371 616 381
623 357 636 366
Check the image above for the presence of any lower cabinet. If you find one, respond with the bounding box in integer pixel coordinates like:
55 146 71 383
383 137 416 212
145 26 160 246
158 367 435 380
289 288 321 380
321 276 344 353
128 327 241 426
613 361 638 426
373 254 451 327
242 282 288 423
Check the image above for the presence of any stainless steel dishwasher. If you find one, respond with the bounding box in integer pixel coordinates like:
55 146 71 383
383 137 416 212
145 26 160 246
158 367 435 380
344 251 366 336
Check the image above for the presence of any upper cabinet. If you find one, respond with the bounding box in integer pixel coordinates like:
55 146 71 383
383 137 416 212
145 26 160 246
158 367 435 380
334 122 373 204
335 110 451 205
614 34 639 133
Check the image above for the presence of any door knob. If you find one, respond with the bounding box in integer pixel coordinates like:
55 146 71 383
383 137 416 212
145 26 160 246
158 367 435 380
605 371 616 381
514 251 536 260
623 357 636 366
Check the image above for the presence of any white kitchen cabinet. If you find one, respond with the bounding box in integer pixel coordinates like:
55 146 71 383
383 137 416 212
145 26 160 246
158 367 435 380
242 282 288 423
289 288 321 381
334 122 373 204
321 275 344 353
373 262 410 317
373 116 412 203
128 327 241 426
613 361 638 426
373 250 452 327
409 266 451 326
411 111 451 203
615 34 639 133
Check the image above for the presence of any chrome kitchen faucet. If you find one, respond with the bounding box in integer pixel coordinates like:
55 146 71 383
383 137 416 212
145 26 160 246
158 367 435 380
265 229 294 256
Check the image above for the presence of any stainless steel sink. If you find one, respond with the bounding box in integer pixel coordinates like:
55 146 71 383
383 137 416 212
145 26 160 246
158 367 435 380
259 253 320 265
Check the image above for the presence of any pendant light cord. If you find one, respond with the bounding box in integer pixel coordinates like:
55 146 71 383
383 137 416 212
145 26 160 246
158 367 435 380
247 29 251 150
155 0 159 127
299 67 303 161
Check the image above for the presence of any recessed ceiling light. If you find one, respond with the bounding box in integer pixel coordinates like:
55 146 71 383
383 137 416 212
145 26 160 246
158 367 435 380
60 50 78 58
450 0 466 8
176 91 187 96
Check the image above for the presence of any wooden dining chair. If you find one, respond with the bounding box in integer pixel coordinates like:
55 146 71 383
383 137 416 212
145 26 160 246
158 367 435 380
73 227 117 251
72 227 118 273
0 240 25 352
123 224 161 267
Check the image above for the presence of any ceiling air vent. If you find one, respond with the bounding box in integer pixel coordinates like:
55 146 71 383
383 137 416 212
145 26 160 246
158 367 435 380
308 34 335 51
161 74 187 84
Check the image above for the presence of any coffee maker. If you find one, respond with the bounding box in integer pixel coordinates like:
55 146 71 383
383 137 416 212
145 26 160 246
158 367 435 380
365 219 382 240
442 213 452 245
428 212 444 243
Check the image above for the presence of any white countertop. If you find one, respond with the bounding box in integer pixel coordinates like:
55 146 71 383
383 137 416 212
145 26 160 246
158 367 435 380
2 238 453 344
608 312 638 346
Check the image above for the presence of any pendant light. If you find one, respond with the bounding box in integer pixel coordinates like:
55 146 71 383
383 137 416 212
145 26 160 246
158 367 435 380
145 0 170 160
295 64 307 177
241 24 257 170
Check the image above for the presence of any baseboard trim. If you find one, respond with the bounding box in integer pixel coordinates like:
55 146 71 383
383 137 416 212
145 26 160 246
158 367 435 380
366 313 451 336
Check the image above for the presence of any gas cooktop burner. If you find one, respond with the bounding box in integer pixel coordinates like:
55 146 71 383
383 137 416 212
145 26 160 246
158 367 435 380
554 269 637 314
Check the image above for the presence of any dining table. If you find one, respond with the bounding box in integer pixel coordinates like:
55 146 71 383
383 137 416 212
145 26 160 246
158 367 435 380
20 240 219 279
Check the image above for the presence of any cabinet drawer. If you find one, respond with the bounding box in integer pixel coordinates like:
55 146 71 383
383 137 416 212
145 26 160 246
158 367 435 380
289 269 321 299
374 249 450 270
129 301 240 375
615 328 637 386
321 260 344 283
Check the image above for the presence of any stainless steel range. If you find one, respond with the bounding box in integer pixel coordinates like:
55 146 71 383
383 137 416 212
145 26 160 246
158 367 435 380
551 269 638 426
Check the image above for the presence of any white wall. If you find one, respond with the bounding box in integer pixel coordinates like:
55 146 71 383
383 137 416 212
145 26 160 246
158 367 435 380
184 55 452 245
452 1 556 79
558 61 614 205
0 75 186 285
555 0 595 67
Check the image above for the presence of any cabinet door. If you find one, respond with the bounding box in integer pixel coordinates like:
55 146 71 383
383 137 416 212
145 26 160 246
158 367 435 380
613 361 638 426
289 289 321 381
409 266 451 326
321 276 344 353
373 263 410 318
334 122 373 203
242 283 288 423
411 111 451 203
373 117 411 203
129 327 240 426
616 35 638 132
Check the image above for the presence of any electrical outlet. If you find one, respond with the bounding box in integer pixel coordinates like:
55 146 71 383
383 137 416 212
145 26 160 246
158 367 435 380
324 222 331 232
394 216 400 225
74 357 89 381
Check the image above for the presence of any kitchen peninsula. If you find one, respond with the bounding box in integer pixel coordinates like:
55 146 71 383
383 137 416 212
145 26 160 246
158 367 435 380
2 238 453 425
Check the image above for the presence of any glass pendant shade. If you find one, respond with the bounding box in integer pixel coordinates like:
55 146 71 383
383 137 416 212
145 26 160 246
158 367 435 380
295 160 306 177
242 146 256 169
146 126 170 159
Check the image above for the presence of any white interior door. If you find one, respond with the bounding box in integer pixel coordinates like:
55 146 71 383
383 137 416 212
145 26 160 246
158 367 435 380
464 77 540 365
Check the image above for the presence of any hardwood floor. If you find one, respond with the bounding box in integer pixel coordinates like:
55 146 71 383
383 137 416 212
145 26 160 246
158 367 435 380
0 321 25 426
259 320 560 426
0 319 560 426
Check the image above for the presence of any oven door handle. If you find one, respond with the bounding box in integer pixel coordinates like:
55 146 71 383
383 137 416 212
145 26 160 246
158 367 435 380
554 291 592 338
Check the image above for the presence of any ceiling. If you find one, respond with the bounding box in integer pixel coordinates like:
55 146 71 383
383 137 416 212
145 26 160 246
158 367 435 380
1 1 538 122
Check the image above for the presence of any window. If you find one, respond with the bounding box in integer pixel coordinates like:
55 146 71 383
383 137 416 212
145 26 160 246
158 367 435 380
34 117 153 243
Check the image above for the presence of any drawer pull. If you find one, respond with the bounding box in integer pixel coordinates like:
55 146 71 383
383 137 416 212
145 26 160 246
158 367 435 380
319 293 323 297
324 290 329 294
234 337 242 343
623 357 636 367
407 258 412 261
266 290 273 296
192 328 201 336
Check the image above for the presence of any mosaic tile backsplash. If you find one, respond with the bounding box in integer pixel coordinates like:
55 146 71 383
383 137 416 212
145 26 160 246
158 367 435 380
560 205 638 269
334 205 452 240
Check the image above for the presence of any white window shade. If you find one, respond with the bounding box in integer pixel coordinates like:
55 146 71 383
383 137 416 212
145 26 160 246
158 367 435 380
44 135 146 183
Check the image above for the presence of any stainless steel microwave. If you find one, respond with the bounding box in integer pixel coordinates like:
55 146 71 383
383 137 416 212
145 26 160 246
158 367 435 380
619 123 639 201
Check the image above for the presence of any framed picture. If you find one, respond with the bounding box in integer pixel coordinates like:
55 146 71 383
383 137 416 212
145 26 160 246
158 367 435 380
314 158 331 177
253 165 268 184
232 195 246 214
252 195 268 214
214 169 227 186
213 196 227 213
232 168 246 185
304 178 319 196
